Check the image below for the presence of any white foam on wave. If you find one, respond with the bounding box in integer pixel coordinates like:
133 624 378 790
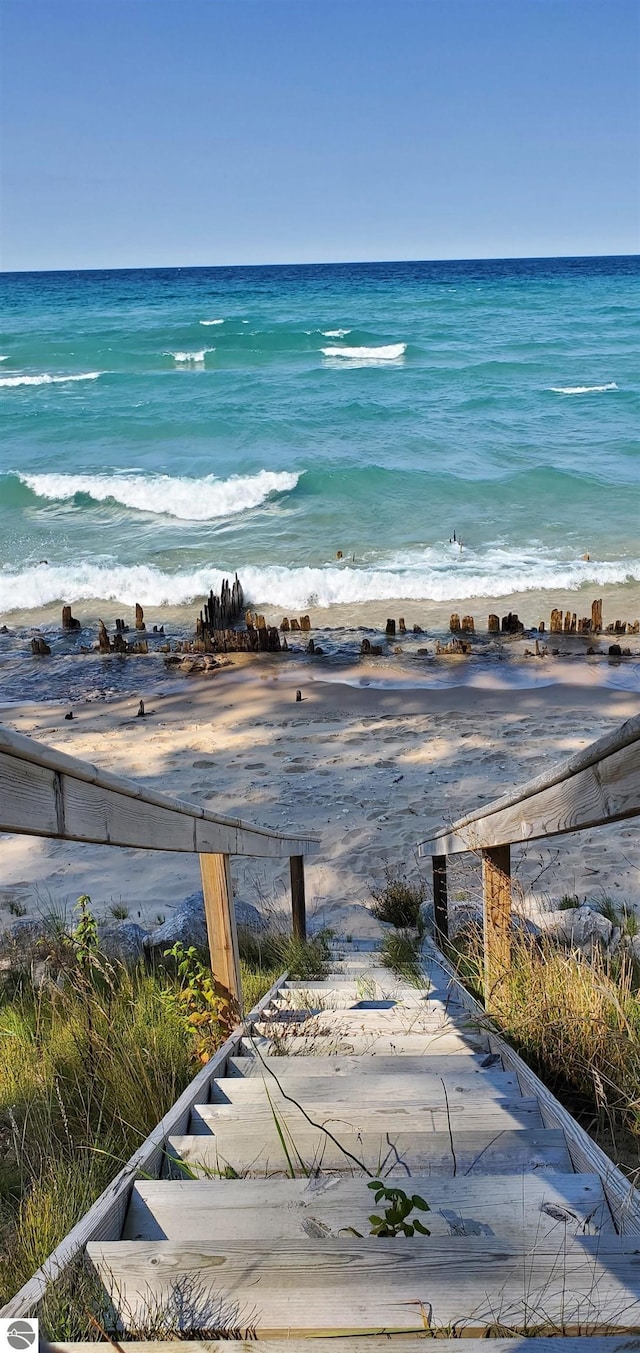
550 382 618 395
0 372 102 389
199 319 224 326
322 329 351 338
16 469 300 522
322 342 406 365
0 355 8 362
168 348 214 364
4 545 638 614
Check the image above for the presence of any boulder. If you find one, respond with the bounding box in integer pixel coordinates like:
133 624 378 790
543 904 613 954
97 922 148 964
144 890 264 951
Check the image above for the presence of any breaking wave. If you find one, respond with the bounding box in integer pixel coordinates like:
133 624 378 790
3 545 638 614
199 318 224 326
168 349 214 364
322 329 351 337
322 342 406 364
0 372 103 388
550 382 618 394
15 469 301 522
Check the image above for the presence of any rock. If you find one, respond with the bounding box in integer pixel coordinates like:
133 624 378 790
97 922 148 964
543 905 613 954
144 891 265 951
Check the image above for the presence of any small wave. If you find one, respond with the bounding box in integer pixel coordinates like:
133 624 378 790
199 319 224 326
4 546 638 614
550 382 618 395
322 342 406 363
0 355 8 362
0 372 102 389
16 468 300 522
168 349 213 364
322 329 351 338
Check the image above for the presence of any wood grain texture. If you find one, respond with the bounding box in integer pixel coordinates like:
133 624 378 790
0 973 289 1319
0 723 319 858
482 844 511 1006
167 1126 572 1177
419 711 640 856
124 1171 613 1243
209 1068 522 1103
422 939 640 1236
200 853 241 1010
85 1234 640 1335
247 1031 491 1056
226 1053 498 1077
49 1339 640 1353
189 1097 544 1136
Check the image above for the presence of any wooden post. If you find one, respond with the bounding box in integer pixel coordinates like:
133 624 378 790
432 855 448 943
199 852 242 1016
290 855 306 941
481 844 511 1009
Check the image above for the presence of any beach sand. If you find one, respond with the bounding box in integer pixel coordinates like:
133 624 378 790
1 660 638 939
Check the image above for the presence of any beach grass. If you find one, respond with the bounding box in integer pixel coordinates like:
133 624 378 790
0 906 295 1309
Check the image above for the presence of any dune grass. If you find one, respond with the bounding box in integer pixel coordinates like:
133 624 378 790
0 905 301 1310
451 928 640 1173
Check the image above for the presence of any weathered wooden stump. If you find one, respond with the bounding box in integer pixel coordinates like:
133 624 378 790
550 608 563 633
300 615 311 632
31 636 51 656
488 614 500 633
280 617 290 631
290 618 301 632
449 613 461 633
461 615 475 632
98 621 111 653
135 603 145 631
62 605 81 631
399 617 406 633
591 598 602 632
385 619 396 637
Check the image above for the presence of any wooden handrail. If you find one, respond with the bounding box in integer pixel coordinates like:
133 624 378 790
0 724 319 858
418 712 640 857
0 723 320 1005
416 713 640 1006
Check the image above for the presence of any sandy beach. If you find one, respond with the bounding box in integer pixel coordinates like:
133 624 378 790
1 658 638 939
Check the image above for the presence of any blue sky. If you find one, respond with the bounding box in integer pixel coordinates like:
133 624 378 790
1 0 638 270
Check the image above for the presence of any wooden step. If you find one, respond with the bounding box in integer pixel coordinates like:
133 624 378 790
272 989 466 1012
86 1234 640 1335
189 1097 544 1136
255 1007 475 1032
210 1067 522 1104
125 1171 613 1243
247 1030 490 1055
167 1126 572 1177
228 1052 502 1077
52 1338 640 1353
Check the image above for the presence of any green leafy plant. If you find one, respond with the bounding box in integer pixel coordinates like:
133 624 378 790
163 941 231 1062
367 1179 431 1237
109 904 129 920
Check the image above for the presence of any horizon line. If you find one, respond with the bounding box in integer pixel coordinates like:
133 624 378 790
2 251 639 277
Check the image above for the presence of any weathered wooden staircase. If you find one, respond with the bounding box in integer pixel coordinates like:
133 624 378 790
0 718 639 1346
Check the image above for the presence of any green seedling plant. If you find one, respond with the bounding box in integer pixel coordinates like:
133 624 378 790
367 1179 431 1237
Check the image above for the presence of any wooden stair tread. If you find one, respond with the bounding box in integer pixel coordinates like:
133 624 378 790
190 1097 544 1134
210 1068 522 1103
229 1052 501 1076
86 1235 640 1335
248 1031 490 1055
167 1126 572 1176
51 1339 640 1352
125 1171 613 1242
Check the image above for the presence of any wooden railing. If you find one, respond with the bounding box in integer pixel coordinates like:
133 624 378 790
418 713 640 1004
0 724 319 1008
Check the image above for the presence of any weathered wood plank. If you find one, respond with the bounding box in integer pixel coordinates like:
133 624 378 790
200 853 241 1011
86 1235 640 1334
482 844 511 1005
0 973 289 1319
50 1338 640 1353
247 1030 490 1055
420 730 640 856
290 854 306 940
124 1171 613 1242
210 1068 521 1103
226 1052 498 1077
190 1098 544 1136
0 724 319 858
419 711 640 856
422 939 640 1235
167 1126 572 1177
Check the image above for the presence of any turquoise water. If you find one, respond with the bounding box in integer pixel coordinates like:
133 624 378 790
1 257 638 618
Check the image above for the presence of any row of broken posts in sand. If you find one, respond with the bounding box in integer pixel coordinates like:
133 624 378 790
29 581 640 664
